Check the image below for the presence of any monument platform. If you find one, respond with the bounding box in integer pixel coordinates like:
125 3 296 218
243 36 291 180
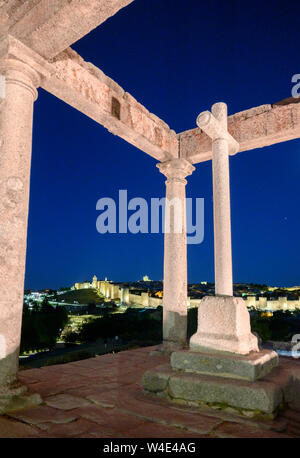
142 358 295 415
170 349 279 382
0 347 298 437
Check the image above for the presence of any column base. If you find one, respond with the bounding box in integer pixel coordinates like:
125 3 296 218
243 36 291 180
189 295 259 355
150 341 188 357
0 379 42 415
163 311 187 348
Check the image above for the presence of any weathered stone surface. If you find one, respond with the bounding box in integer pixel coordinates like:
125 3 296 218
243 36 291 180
171 349 278 381
0 416 42 438
142 365 173 393
189 296 259 355
2 393 42 414
44 394 92 410
151 341 188 357
65 383 122 400
213 420 293 438
37 418 103 438
127 421 210 438
8 405 78 425
0 35 51 407
0 348 298 437
43 48 178 162
181 102 300 164
142 363 286 414
267 362 300 408
0 0 135 59
157 158 195 347
73 404 148 434
168 371 282 414
209 103 234 296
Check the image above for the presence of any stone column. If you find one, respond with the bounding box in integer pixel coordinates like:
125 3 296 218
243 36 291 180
157 158 195 350
211 103 233 296
190 103 259 355
0 36 50 409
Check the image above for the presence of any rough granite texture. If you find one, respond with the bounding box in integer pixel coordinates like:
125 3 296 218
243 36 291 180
0 348 298 438
0 36 50 398
157 159 195 346
180 102 300 164
0 0 135 59
142 355 300 415
198 103 234 295
42 48 178 162
170 349 279 381
189 296 259 355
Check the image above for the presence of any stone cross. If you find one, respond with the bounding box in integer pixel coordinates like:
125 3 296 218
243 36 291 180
190 102 258 355
196 102 238 296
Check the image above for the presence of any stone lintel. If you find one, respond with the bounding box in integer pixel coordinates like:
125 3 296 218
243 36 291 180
181 102 300 164
0 0 135 59
170 349 279 381
42 48 178 161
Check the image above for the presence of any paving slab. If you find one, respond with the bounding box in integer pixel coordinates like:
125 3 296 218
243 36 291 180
44 394 92 410
126 422 211 438
64 382 123 398
8 405 78 425
37 418 106 437
214 421 294 438
0 347 298 438
0 416 44 438
72 404 149 434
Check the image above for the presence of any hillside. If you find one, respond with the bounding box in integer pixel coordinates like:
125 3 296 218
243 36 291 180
56 288 103 305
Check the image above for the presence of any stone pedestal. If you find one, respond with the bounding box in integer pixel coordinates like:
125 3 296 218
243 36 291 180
142 362 286 415
189 295 259 355
143 292 281 414
171 349 278 381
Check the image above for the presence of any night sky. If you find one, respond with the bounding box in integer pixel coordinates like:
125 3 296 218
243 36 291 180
25 0 300 290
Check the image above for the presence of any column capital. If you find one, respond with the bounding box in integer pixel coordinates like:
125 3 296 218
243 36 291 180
157 158 195 184
0 35 52 99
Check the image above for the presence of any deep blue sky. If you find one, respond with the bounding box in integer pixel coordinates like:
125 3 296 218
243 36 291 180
25 0 300 289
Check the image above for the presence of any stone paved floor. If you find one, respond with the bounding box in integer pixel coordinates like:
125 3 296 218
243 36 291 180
0 346 299 438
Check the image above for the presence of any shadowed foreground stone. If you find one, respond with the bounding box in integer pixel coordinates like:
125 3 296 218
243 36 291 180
171 349 278 381
0 393 42 415
142 362 294 414
142 365 173 393
0 348 298 437
168 372 281 413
